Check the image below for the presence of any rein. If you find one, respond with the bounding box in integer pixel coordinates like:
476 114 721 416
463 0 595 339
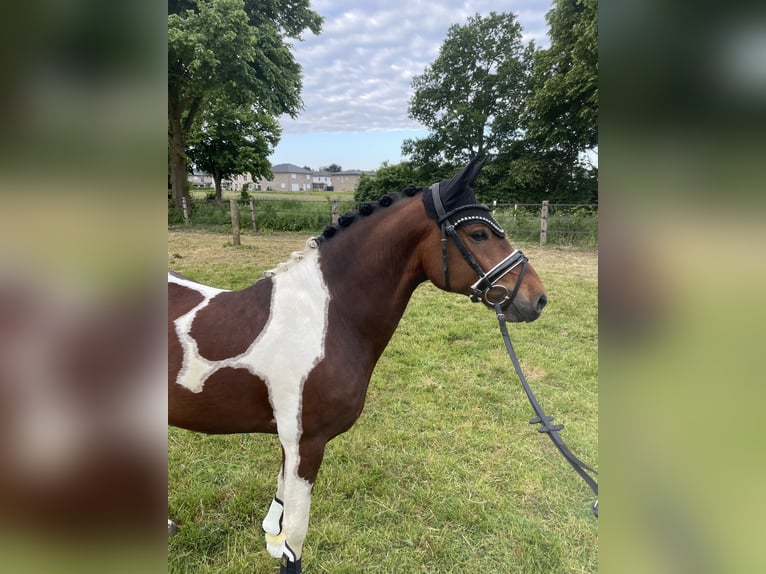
429 184 599 518
493 301 599 518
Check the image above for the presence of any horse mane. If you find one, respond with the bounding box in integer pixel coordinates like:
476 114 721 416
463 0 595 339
263 185 426 278
316 184 425 242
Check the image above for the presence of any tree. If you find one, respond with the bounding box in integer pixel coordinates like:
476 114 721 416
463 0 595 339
480 144 597 204
402 5 598 205
354 162 419 203
320 164 342 173
187 94 279 202
403 12 532 166
168 0 321 207
525 0 598 159
505 0 598 205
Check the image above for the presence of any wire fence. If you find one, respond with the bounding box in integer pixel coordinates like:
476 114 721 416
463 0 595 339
169 197 598 248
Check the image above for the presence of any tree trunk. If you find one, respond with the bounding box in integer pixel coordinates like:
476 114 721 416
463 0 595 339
168 116 189 209
213 172 223 203
168 90 202 209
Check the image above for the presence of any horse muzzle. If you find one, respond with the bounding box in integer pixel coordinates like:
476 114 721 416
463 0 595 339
469 250 546 322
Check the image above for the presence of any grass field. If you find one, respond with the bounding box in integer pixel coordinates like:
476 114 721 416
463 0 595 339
167 229 598 573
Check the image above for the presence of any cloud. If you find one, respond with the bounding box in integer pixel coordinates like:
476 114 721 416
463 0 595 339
282 0 551 135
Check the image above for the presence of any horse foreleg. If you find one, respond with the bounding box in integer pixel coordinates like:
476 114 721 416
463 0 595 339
263 469 286 556
266 436 325 574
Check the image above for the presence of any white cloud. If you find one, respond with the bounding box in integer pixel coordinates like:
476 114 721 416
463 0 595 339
281 0 551 135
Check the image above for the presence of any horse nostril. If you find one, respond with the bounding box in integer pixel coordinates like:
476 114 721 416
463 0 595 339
536 293 548 314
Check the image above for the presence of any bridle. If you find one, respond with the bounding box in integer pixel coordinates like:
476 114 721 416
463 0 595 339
430 182 599 518
430 182 528 308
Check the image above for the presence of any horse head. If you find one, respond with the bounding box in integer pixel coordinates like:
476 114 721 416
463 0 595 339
422 158 547 322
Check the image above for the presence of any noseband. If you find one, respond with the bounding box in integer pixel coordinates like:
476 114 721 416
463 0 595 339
430 183 528 307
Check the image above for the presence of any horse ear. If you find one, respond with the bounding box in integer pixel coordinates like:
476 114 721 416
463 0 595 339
465 157 486 187
441 157 486 202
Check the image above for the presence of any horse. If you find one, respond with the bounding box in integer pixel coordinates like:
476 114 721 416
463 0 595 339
168 158 547 573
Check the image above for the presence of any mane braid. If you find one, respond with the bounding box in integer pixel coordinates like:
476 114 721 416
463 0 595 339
261 185 425 279
313 185 425 245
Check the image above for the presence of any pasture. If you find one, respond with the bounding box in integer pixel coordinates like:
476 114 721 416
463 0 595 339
167 229 598 573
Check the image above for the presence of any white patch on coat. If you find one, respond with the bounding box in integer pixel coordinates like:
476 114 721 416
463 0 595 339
169 250 330 420
169 248 330 562
169 249 329 398
168 273 226 393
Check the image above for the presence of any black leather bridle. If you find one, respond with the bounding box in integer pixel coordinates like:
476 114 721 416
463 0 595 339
430 182 528 308
431 183 599 518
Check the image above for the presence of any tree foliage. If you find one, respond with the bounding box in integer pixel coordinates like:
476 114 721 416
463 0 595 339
354 162 419 203
167 0 321 206
525 0 598 154
403 12 531 166
403 3 598 205
187 94 279 201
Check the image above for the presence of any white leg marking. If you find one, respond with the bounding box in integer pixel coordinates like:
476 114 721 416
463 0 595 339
279 468 313 561
265 453 313 560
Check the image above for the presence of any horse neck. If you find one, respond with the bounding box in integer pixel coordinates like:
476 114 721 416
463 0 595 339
318 198 431 351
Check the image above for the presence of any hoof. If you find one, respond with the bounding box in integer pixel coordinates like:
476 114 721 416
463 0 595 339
168 519 179 537
279 557 302 574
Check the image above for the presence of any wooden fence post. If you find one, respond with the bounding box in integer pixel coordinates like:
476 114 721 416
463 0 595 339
331 198 340 225
540 200 549 246
249 198 257 232
230 199 241 246
181 196 190 225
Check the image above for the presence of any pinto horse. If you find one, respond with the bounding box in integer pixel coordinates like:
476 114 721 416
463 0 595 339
168 159 547 573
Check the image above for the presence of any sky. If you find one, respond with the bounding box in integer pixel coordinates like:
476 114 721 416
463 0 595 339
269 0 553 171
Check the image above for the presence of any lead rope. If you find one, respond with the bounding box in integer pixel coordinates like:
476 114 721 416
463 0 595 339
493 302 599 518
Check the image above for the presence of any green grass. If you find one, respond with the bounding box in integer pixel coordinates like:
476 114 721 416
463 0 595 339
188 188 356 202
169 195 358 230
168 232 598 573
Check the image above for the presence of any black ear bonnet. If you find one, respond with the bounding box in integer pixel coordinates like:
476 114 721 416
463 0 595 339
422 158 505 237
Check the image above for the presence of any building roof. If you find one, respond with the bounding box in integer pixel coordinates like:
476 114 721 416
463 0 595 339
333 170 366 176
270 163 313 174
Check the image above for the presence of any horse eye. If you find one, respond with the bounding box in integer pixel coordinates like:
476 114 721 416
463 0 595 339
469 230 489 242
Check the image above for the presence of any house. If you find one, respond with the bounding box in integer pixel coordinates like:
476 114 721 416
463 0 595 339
256 163 313 192
187 169 252 191
312 171 334 191
189 169 213 188
330 170 368 192
188 164 376 193
223 173 254 191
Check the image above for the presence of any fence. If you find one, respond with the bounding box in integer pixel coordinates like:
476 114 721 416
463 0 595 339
168 197 597 248
490 201 598 247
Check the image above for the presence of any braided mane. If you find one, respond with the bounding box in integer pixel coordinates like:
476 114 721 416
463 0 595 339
314 184 425 244
262 185 425 278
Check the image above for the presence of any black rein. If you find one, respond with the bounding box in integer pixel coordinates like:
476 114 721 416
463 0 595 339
493 301 599 518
